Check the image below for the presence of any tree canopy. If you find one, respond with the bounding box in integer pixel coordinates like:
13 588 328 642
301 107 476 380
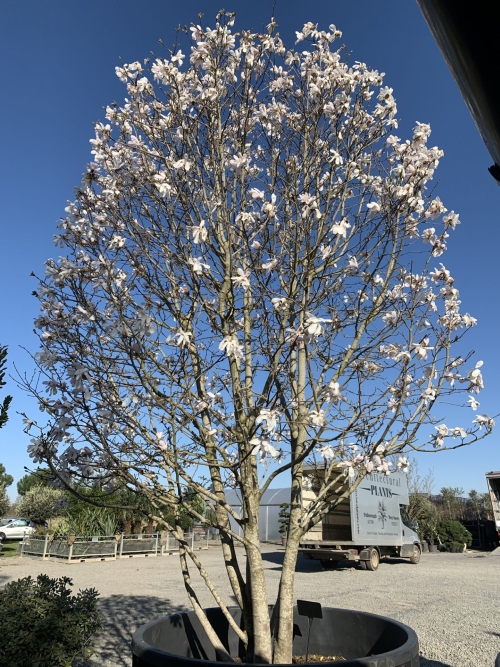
21 15 494 663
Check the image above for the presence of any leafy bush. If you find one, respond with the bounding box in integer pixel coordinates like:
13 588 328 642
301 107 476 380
436 519 472 547
408 494 438 542
0 574 101 666
278 503 291 535
17 485 66 525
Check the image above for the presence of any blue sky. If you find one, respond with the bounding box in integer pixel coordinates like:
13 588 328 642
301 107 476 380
0 0 498 499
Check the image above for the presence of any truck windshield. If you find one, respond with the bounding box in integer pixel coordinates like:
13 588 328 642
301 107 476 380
400 507 414 529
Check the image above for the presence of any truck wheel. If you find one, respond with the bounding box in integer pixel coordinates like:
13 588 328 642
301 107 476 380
409 544 421 564
359 560 367 570
365 547 380 571
321 559 338 569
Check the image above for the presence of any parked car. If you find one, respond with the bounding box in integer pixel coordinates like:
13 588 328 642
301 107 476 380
0 517 19 527
0 518 35 540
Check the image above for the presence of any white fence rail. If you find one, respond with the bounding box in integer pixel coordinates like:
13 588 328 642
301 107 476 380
20 531 209 562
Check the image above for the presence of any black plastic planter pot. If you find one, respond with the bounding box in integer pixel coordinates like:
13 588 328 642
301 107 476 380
132 606 419 667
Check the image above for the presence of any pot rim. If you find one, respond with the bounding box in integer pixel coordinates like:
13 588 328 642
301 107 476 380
132 605 419 667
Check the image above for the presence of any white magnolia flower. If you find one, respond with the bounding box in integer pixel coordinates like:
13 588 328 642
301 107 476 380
309 410 326 427
397 457 409 472
248 188 265 200
231 268 251 290
43 379 59 395
443 211 460 230
466 361 484 394
473 415 495 430
188 256 210 275
341 461 356 478
299 193 319 215
304 314 331 337
324 380 342 403
367 201 381 215
381 310 398 325
467 396 480 411
450 427 466 439
462 313 477 328
262 258 278 271
429 264 453 284
175 329 192 348
172 157 191 172
331 217 351 238
318 445 334 460
376 459 392 475
256 408 280 434
155 431 168 450
190 220 208 244
413 338 433 361
228 153 249 174
219 336 244 360
250 437 278 464
171 49 185 66
347 256 359 271
272 297 288 311
262 193 277 218
432 424 448 448
421 386 436 404
364 458 374 473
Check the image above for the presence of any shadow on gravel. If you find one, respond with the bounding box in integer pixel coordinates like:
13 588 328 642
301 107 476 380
419 659 453 667
87 594 187 666
261 550 322 573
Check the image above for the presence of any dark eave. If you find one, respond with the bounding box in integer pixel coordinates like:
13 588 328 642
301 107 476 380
416 0 500 183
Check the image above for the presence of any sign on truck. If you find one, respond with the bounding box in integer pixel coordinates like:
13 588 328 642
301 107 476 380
300 468 421 571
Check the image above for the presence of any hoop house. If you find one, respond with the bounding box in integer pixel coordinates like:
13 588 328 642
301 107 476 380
225 488 291 541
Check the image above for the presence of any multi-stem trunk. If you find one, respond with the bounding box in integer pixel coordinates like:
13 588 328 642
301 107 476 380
244 495 273 664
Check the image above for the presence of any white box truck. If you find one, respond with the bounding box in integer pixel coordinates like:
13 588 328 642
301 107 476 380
486 471 500 537
299 468 421 570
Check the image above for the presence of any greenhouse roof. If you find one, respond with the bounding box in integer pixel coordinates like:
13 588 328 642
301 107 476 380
225 488 291 506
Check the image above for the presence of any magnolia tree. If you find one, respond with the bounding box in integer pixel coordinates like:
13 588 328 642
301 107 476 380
21 14 494 663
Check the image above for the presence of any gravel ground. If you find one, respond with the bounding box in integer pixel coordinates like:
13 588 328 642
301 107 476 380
1 545 499 667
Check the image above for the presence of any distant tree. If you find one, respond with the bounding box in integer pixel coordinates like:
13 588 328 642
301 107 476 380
0 463 13 489
468 488 493 519
0 485 10 517
0 345 12 430
16 486 65 525
17 468 51 496
407 459 434 496
440 486 465 520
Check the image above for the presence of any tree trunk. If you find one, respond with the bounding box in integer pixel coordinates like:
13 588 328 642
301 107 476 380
132 519 142 535
245 538 273 663
272 535 300 663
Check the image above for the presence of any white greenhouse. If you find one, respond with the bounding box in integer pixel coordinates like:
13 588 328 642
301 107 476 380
225 488 291 542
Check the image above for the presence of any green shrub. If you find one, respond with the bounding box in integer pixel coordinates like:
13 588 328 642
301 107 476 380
436 519 472 547
278 503 291 535
0 574 101 666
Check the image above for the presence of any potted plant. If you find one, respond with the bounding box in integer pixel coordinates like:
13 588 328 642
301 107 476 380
21 12 494 665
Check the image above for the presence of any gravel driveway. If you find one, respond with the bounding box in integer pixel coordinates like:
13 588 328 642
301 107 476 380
1 545 498 667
